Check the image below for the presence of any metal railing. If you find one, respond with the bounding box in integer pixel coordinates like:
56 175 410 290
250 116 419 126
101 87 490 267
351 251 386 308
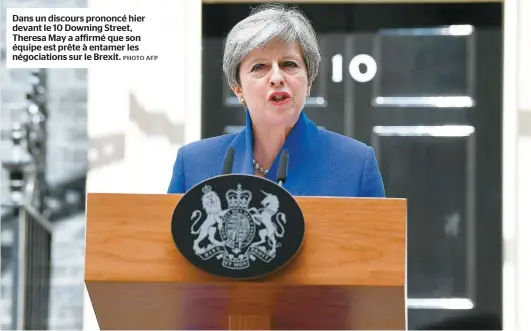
5 201 54 330
1 69 54 330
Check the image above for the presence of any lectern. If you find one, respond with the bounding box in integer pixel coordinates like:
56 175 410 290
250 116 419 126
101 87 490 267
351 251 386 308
85 193 406 330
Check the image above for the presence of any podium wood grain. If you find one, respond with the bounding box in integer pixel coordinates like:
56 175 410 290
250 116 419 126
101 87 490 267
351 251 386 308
85 193 406 330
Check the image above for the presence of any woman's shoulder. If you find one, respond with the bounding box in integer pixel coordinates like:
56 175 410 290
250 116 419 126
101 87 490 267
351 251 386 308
317 127 372 155
179 132 238 157
314 128 385 198
167 133 239 193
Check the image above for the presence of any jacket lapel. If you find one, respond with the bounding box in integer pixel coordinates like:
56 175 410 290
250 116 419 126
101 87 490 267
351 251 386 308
265 111 317 196
223 110 319 197
223 111 254 175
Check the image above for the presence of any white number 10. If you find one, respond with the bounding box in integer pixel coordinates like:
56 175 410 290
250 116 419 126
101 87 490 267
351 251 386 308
331 54 377 83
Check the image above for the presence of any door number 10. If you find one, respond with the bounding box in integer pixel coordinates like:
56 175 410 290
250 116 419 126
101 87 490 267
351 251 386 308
331 54 377 83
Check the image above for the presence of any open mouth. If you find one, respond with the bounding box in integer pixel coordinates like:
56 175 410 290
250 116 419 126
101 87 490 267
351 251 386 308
268 92 291 104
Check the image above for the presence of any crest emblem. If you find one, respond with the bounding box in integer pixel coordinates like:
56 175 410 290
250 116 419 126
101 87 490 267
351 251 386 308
190 183 286 270
171 174 305 279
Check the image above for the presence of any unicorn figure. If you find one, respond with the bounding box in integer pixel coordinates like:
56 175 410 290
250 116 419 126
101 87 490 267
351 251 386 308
249 190 286 255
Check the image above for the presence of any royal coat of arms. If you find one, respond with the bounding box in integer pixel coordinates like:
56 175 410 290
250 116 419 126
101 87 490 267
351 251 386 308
189 183 287 270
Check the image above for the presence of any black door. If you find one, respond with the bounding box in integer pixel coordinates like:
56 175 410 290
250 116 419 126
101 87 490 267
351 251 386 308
349 5 502 329
202 3 502 329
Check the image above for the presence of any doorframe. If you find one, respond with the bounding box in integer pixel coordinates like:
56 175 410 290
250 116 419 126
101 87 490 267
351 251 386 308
502 0 528 329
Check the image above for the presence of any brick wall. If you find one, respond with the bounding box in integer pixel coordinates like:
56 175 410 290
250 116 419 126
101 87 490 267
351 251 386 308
1 0 88 329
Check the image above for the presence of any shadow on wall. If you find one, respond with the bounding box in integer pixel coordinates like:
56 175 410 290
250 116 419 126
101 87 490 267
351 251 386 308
520 111 531 136
87 93 185 170
129 93 185 145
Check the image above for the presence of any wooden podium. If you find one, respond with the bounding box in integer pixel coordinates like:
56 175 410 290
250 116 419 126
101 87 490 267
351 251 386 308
85 193 406 330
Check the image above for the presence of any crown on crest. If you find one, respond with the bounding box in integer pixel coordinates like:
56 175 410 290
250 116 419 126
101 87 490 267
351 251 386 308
226 184 252 209
202 185 213 195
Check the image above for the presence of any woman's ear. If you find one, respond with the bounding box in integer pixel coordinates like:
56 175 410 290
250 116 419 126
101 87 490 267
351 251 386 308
231 85 245 105
231 86 243 103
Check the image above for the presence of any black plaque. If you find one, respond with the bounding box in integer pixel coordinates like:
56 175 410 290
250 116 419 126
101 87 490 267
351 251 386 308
171 174 305 279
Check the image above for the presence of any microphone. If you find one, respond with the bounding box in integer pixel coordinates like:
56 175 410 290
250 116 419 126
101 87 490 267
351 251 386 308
276 150 289 187
222 147 235 174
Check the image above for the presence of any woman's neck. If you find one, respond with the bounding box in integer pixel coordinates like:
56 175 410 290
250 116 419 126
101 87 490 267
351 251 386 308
252 124 292 169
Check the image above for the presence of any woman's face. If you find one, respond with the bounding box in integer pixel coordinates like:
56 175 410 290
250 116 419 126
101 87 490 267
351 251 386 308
232 39 311 129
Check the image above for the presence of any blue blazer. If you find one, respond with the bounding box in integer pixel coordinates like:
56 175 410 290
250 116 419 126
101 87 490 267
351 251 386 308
167 110 385 198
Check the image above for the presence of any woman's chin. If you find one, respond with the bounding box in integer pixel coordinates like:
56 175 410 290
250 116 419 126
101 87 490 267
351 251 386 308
263 110 300 128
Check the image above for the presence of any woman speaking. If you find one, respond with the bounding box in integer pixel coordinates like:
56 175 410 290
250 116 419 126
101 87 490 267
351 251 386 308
168 4 385 198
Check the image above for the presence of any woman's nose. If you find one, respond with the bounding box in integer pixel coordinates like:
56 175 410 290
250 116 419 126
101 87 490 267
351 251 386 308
269 65 285 86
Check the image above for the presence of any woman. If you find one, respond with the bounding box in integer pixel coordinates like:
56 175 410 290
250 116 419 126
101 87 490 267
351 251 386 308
168 4 385 198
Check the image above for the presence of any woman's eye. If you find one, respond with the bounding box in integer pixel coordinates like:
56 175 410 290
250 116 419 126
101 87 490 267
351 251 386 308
284 61 298 67
251 64 265 71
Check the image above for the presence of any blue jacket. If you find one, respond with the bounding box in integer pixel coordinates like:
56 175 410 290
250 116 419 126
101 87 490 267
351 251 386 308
167 110 385 197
